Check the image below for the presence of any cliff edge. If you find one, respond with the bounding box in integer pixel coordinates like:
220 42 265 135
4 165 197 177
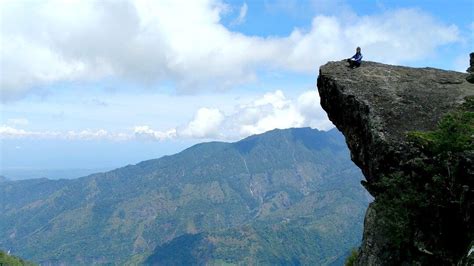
317 60 474 265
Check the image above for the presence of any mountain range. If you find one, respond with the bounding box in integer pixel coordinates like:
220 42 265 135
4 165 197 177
0 127 371 265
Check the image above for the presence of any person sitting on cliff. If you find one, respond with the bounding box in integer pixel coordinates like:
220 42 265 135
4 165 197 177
347 47 363 68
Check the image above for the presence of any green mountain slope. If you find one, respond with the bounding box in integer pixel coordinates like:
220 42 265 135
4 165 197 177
145 187 364 265
0 250 35 266
0 128 370 265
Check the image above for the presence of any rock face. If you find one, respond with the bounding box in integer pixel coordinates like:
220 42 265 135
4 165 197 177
317 60 474 265
318 61 472 184
467 53 474 83
468 53 474 73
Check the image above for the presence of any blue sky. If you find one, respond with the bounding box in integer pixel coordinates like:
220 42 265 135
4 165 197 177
1 0 473 177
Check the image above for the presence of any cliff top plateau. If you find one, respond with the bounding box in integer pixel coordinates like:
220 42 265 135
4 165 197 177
318 60 473 183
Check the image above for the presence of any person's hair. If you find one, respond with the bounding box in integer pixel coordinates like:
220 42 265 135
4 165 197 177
356 47 361 51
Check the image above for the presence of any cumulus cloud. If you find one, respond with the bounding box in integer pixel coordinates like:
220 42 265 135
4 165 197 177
0 89 332 141
297 90 333 129
134 126 177 141
180 108 225 138
235 90 304 136
0 0 461 101
161 89 332 140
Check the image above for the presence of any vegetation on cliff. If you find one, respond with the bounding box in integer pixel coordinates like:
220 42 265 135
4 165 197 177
0 250 35 266
344 248 358 266
373 97 473 264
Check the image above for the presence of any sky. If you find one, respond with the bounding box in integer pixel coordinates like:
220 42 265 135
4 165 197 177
1 0 473 176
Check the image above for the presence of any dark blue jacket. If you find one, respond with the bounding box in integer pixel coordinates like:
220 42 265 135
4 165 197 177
351 52 363 62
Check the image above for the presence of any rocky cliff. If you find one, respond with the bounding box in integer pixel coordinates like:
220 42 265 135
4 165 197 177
317 60 474 265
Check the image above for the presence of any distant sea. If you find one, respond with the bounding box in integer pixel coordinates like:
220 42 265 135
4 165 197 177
0 167 116 180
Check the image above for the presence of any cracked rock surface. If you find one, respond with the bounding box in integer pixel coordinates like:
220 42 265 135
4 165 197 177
317 60 474 265
318 60 472 184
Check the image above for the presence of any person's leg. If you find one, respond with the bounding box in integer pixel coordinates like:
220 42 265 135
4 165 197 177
355 61 361 68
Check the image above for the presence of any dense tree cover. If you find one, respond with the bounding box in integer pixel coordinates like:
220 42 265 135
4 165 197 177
145 220 364 265
0 250 35 266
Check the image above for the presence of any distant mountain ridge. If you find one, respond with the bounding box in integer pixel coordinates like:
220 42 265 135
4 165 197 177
0 127 370 265
0 168 115 181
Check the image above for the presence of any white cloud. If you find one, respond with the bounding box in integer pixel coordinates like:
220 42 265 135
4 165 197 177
0 125 130 141
134 125 177 141
253 90 289 109
0 126 36 138
0 89 333 141
1 1 461 101
7 118 29 126
64 129 131 141
180 108 224 138
231 2 248 25
297 90 333 129
234 90 304 136
156 89 332 140
137 90 332 140
238 90 333 137
177 89 332 140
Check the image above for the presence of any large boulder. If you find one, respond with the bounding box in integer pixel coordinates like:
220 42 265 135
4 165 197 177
317 60 474 265
467 53 474 73
467 53 474 83
318 60 472 185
